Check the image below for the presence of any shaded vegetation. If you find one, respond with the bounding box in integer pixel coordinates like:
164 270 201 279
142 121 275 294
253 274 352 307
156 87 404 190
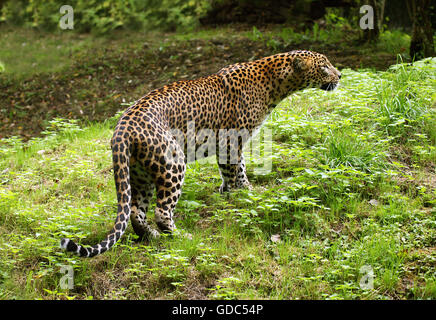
0 0 211 33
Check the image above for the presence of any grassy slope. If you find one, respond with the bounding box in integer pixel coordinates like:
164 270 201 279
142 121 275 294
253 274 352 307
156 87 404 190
0 57 435 299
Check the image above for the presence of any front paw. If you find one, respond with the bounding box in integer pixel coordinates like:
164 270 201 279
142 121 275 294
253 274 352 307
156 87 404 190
236 179 253 190
156 218 176 234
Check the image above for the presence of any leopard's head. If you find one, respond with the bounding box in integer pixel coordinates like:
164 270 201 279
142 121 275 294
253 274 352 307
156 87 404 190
290 50 341 91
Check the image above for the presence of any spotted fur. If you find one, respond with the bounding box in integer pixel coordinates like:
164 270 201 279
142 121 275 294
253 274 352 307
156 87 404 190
60 50 341 257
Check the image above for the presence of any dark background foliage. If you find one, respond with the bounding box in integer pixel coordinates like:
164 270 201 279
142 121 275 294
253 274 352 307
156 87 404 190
0 0 434 33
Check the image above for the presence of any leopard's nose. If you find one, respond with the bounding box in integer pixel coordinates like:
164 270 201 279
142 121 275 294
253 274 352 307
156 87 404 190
338 73 342 79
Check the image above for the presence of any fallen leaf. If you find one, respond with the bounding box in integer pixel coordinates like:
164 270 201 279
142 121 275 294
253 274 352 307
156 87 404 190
369 199 379 206
271 234 281 243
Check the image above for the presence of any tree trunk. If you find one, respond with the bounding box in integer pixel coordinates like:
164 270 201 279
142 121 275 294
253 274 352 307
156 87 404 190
377 0 385 28
361 0 386 43
407 0 435 60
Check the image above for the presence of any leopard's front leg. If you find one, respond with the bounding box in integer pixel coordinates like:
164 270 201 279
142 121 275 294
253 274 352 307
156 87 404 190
217 153 252 193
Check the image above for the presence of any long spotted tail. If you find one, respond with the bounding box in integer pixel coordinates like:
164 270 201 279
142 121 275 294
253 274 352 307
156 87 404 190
60 134 132 257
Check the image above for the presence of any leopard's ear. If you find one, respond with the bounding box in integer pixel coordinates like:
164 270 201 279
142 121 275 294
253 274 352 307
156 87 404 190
293 57 309 72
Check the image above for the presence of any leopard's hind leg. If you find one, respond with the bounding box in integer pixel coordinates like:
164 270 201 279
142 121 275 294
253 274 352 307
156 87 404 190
129 164 160 239
152 133 186 233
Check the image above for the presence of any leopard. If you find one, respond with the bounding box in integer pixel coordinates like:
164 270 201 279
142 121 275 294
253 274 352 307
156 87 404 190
60 50 341 257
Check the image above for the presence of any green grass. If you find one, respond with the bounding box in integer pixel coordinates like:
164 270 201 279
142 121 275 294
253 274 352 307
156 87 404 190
0 27 88 77
0 56 434 300
0 26 165 78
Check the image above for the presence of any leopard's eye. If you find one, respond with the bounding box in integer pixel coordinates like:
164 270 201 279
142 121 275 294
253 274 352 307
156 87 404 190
321 66 330 75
